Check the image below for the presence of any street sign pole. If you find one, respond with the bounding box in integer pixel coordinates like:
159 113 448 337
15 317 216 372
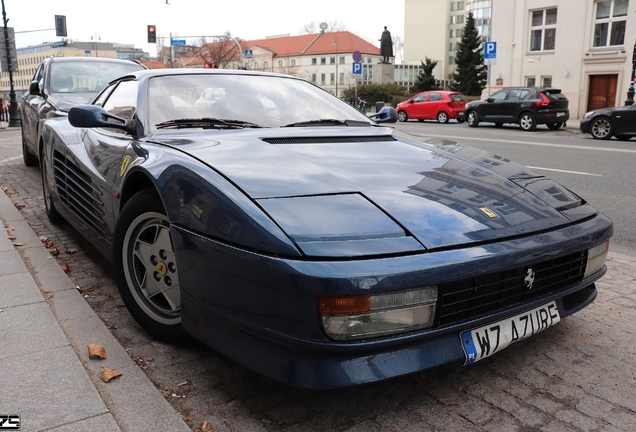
1 0 19 127
483 42 497 97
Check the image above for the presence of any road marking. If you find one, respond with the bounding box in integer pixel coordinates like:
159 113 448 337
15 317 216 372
527 166 602 177
404 132 636 154
0 156 21 163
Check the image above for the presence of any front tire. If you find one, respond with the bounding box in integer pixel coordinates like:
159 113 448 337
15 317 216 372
519 112 537 131
467 110 479 127
437 111 449 124
397 111 408 122
113 190 185 340
590 117 613 140
22 126 38 167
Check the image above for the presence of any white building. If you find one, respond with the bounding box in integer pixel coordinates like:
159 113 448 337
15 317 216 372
491 0 635 118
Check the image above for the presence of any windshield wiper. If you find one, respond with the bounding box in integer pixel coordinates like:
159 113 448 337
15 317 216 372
282 118 371 127
155 118 263 130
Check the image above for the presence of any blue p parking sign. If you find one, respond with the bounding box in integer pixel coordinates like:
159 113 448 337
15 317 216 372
352 62 362 75
484 42 497 59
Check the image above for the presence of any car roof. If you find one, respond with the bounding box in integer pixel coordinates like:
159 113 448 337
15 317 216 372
113 68 306 84
47 56 144 66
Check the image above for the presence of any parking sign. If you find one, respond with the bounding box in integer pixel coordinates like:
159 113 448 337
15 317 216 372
352 62 362 75
484 41 497 65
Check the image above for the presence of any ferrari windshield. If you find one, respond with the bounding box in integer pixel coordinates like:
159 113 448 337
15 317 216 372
49 61 143 94
147 74 373 131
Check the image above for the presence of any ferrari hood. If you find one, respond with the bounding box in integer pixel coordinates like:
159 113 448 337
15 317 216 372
151 128 578 251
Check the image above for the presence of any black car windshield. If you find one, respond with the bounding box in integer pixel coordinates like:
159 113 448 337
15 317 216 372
147 74 373 131
49 61 143 94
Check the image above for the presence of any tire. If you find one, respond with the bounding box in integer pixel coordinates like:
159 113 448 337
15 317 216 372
494 123 503 127
21 126 38 167
519 112 537 131
457 118 464 123
547 122 563 130
437 111 449 124
40 152 65 224
397 111 408 122
113 189 185 340
467 110 479 127
615 135 631 141
589 117 613 140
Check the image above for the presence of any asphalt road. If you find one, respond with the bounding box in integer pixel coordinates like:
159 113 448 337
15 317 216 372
2 125 636 432
393 120 636 257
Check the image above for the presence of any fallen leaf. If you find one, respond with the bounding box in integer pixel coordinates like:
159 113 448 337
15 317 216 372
88 344 107 359
66 248 77 254
147 357 154 362
7 235 15 240
100 367 122 382
48 247 60 256
12 242 23 246
14 203 25 210
3 225 14 232
60 263 71 274
5 190 16 197
39 235 48 242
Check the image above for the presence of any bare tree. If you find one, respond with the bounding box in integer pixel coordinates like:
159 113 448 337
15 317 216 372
190 35 240 68
392 35 404 64
301 20 348 34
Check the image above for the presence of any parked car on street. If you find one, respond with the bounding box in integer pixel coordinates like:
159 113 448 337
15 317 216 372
20 57 146 167
580 104 636 140
465 87 569 131
40 69 612 389
397 90 467 123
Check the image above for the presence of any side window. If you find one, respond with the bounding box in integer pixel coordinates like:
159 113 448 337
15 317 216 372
32 64 44 93
429 93 442 101
508 90 522 100
490 90 508 100
101 80 138 134
414 93 428 102
93 83 118 107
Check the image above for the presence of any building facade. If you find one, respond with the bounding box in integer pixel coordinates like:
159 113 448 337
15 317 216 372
404 0 492 84
491 0 635 118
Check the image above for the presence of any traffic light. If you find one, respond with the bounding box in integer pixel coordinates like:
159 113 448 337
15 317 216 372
147 25 156 43
55 15 67 37
204 62 218 69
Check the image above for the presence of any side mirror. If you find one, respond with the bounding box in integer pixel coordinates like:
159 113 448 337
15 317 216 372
368 106 398 124
68 104 137 136
29 80 41 96
486 98 494 103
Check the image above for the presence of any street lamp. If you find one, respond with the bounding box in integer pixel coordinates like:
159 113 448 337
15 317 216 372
334 37 339 98
625 41 636 106
1 0 19 127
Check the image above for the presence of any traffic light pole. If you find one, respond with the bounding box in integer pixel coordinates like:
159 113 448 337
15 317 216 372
1 0 19 127
625 41 636 106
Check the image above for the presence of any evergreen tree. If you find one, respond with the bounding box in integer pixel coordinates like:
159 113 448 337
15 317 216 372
451 12 487 96
414 57 440 92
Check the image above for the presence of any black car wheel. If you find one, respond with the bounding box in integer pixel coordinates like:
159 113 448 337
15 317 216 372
437 111 449 124
495 123 503 127
467 110 479 127
457 118 464 123
21 126 38 167
397 111 408 122
615 135 631 141
519 112 537 131
590 117 613 140
114 189 184 340
547 122 563 130
41 152 65 224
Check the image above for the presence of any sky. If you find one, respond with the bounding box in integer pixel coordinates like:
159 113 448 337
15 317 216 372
8 0 405 57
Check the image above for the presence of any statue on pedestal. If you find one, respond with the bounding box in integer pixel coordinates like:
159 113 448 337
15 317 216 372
380 26 393 64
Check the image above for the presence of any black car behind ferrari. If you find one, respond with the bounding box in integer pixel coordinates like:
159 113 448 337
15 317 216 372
37 69 612 389
580 104 636 140
465 86 569 131
20 57 145 167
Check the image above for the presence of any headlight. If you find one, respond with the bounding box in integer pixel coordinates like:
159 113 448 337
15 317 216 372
584 111 595 118
584 239 610 278
318 287 438 341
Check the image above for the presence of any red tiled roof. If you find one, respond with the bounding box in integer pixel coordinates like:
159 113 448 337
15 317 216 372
140 60 168 69
244 31 380 57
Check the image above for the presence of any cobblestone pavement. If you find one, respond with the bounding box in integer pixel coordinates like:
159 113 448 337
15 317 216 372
2 127 636 432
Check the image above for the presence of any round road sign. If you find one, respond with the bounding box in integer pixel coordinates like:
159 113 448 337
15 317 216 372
352 50 362 63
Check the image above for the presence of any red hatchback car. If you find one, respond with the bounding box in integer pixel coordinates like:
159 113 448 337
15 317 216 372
397 91 467 123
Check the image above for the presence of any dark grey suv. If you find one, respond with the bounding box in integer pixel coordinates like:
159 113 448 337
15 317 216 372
465 87 569 131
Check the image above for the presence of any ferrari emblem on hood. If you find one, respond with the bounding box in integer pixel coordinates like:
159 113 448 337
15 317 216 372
524 269 536 290
479 207 498 218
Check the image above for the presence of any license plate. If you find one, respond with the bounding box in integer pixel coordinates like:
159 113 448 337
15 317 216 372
556 112 565 117
457 111 464 116
461 301 560 365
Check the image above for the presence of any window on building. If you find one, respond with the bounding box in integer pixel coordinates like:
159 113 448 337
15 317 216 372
330 57 335 64
449 42 456 52
450 29 455 38
530 8 557 51
450 2 456 11
278 60 283 67
264 61 269 68
457 1 464 10
339 56 345 64
449 56 455 65
339 72 344 85
542 76 552 87
311 58 317 65
321 73 326 85
291 59 296 66
451 14 465 25
367 57 372 64
593 0 627 47
311 73 316 83
330 73 335 84
526 76 536 86
321 57 326 65
254 61 259 69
